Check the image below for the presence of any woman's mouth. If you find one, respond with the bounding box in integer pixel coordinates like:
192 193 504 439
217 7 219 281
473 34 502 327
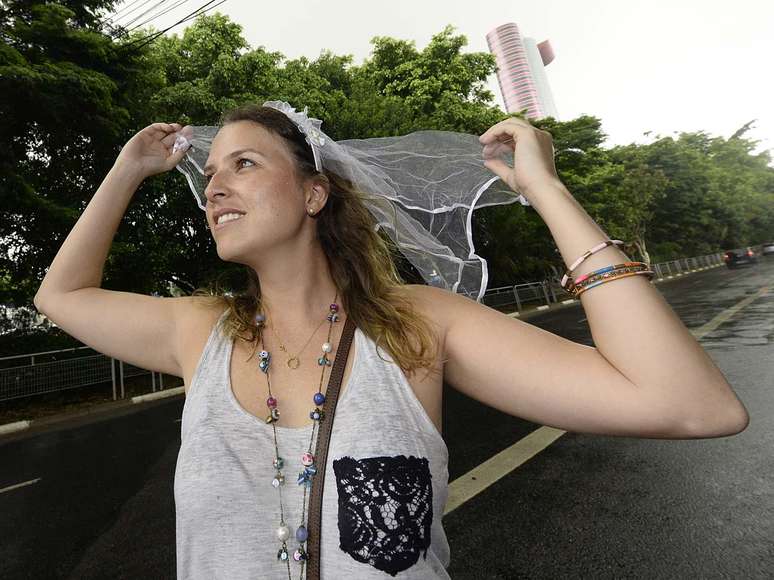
214 214 246 231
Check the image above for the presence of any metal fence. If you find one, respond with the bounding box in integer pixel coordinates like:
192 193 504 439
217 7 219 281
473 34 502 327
475 252 726 310
0 252 726 404
0 346 169 403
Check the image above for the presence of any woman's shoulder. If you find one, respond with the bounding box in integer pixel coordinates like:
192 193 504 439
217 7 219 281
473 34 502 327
400 284 448 324
176 296 229 343
397 284 451 352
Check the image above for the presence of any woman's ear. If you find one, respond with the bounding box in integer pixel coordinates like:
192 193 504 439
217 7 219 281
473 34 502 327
306 176 331 212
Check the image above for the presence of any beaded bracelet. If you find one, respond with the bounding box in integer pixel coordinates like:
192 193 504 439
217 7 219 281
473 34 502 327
570 263 652 296
560 239 625 292
573 266 650 295
573 261 648 286
567 262 647 296
574 269 655 297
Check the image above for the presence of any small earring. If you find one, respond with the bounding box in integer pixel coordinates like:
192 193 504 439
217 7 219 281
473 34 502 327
307 208 315 216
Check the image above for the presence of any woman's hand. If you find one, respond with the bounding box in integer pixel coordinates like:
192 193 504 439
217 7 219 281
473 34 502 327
116 122 193 179
479 117 561 198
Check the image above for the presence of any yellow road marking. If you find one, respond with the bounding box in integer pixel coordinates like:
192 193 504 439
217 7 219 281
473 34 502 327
688 286 769 340
0 478 42 495
445 426 565 515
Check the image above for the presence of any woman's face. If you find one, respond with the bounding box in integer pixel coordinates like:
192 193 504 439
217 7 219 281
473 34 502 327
203 120 311 263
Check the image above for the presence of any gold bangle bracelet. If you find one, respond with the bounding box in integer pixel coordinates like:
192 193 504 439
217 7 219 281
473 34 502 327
575 269 654 297
569 264 649 296
574 264 650 289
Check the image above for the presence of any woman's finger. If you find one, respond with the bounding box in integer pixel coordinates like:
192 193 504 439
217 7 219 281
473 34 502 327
150 125 184 144
162 126 184 144
479 122 509 145
164 144 190 172
479 118 532 144
482 157 513 186
482 140 512 161
148 122 180 135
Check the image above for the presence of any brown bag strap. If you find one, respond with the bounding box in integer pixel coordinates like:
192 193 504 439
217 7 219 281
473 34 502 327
306 316 356 579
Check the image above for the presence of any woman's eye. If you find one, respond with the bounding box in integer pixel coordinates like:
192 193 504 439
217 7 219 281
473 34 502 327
203 158 254 183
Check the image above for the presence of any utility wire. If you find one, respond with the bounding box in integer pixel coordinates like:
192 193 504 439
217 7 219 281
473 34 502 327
108 0 161 26
124 0 195 34
93 0 159 37
118 0 228 53
119 0 218 47
119 0 171 29
108 0 152 22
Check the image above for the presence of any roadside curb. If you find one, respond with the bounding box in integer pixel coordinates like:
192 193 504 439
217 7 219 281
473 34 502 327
0 420 32 436
0 386 186 438
131 386 184 404
0 264 722 438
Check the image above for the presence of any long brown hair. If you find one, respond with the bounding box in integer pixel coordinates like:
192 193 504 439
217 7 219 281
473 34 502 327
191 103 444 380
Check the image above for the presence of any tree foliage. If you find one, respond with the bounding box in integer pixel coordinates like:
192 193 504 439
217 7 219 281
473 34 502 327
2 6 772 347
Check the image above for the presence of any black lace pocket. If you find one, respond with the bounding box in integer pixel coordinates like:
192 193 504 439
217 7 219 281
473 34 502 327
332 455 433 576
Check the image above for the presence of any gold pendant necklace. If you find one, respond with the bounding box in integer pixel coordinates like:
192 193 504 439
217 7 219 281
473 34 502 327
268 315 328 370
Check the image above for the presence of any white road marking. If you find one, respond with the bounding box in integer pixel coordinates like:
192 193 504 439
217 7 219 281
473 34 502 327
444 284 770 516
0 478 42 495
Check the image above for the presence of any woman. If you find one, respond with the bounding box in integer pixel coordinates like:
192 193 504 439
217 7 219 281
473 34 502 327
34 102 749 579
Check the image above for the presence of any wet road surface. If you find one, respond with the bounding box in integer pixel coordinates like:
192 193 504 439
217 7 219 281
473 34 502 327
1 259 772 579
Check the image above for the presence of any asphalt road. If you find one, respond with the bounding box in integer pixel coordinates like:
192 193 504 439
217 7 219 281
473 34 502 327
1 259 772 579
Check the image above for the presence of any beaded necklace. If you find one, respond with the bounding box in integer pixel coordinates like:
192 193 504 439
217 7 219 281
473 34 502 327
254 291 341 579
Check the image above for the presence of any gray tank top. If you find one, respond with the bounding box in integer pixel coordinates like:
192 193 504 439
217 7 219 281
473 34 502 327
174 309 451 579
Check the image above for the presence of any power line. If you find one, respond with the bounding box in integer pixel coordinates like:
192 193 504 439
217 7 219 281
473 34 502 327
124 0 195 34
93 0 158 38
108 0 152 22
108 0 161 26
119 0 171 29
118 0 228 53
119 0 219 48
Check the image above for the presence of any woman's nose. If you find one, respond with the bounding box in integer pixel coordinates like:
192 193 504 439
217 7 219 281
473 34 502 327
204 171 226 200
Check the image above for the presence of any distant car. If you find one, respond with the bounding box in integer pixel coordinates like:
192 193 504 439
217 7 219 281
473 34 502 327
761 242 774 257
724 247 759 268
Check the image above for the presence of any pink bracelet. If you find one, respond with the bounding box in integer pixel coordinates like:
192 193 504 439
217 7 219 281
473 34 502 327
560 239 625 291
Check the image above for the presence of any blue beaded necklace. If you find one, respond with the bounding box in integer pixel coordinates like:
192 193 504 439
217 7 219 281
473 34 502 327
255 291 341 579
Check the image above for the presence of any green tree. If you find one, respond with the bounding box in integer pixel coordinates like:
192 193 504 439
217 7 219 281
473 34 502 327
362 24 503 132
0 0 137 307
589 145 669 266
6 7 774 352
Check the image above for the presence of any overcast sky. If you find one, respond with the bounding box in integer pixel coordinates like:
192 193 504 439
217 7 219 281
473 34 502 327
112 0 774 158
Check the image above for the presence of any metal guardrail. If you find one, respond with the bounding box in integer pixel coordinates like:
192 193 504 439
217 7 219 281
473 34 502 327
0 252 726 404
476 252 726 310
0 346 168 403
